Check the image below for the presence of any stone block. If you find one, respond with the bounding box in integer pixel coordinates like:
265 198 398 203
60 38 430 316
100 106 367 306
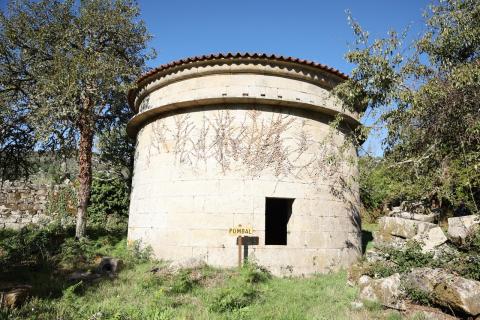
378 216 437 239
392 211 438 223
448 215 480 243
359 273 405 310
412 226 447 252
406 268 480 316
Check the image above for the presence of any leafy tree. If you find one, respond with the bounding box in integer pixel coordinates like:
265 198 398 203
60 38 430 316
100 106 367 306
97 121 135 186
0 0 154 237
335 0 480 212
0 97 36 181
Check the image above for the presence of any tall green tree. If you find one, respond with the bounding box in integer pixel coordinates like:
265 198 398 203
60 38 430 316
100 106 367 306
335 0 480 212
0 0 154 237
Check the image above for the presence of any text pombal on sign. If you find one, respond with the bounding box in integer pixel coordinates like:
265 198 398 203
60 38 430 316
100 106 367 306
228 224 253 236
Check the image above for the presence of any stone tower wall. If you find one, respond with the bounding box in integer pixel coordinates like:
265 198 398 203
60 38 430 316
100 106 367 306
127 54 362 276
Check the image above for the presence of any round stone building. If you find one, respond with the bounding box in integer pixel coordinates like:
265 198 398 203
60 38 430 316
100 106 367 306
127 53 362 276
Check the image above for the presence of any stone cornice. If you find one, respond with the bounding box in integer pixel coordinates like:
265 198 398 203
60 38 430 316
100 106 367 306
128 54 349 112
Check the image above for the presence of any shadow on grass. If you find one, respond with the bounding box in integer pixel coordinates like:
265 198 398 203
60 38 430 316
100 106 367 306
361 229 373 254
0 224 126 300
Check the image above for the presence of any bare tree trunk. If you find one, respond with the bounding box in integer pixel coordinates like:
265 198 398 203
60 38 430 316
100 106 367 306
75 112 94 239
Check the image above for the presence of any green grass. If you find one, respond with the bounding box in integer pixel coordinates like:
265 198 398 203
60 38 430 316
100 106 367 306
2 259 409 320
4 261 364 320
362 222 379 252
1 226 414 320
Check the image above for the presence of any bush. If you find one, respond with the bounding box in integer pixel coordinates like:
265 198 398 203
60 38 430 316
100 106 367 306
403 284 434 306
208 263 268 313
167 270 197 294
88 174 130 227
209 282 258 313
240 262 271 284
47 184 77 222
0 223 70 269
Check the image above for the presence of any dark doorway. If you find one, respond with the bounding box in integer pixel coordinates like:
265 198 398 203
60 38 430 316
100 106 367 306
265 197 294 245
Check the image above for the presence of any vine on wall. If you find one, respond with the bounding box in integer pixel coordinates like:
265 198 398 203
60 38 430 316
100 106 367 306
145 108 356 192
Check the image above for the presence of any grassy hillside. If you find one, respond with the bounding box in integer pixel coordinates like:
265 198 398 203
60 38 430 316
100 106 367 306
0 224 424 320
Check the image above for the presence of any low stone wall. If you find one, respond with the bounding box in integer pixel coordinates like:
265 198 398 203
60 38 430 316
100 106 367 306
0 181 71 230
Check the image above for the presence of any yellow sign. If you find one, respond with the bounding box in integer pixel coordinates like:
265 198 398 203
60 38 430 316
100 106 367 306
228 224 253 236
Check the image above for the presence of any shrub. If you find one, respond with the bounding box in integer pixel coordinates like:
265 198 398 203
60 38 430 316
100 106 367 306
47 184 77 222
403 284 433 306
169 270 197 294
362 260 398 278
380 241 434 273
208 283 258 313
208 263 267 313
240 262 271 284
88 174 130 227
0 223 70 269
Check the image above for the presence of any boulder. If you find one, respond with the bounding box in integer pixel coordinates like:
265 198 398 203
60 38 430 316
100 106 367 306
169 257 207 273
96 257 124 274
365 249 385 262
405 303 458 320
0 285 31 308
405 268 480 316
447 215 480 243
378 216 437 239
358 273 405 310
431 243 460 260
392 211 438 223
373 231 407 249
412 226 448 252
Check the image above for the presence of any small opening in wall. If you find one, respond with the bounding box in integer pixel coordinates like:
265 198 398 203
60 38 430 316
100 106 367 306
242 93 249 97
260 93 266 97
222 93 227 97
277 95 283 99
265 197 294 245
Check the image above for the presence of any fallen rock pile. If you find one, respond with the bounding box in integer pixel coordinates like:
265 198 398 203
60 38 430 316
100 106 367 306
354 202 480 318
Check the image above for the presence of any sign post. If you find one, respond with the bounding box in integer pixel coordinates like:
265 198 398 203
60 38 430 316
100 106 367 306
229 224 258 267
236 235 259 267
237 236 242 268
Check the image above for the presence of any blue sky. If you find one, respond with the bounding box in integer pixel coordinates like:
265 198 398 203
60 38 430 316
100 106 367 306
0 0 431 155
141 0 430 156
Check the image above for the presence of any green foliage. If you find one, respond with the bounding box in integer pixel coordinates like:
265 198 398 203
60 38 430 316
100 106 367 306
97 123 135 183
359 156 400 211
240 262 272 284
0 223 70 269
0 102 36 181
88 174 130 228
208 280 259 313
363 260 397 278
168 270 198 294
403 285 434 306
208 263 270 313
335 0 480 213
47 184 78 220
363 241 435 278
0 0 154 237
384 241 435 273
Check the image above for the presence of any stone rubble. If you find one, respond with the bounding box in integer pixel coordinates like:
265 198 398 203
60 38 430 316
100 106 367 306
357 203 480 317
405 268 480 316
0 180 75 230
378 216 437 239
447 215 480 244
358 273 406 310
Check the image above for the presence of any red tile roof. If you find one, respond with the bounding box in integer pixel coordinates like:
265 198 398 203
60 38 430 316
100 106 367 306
129 52 349 110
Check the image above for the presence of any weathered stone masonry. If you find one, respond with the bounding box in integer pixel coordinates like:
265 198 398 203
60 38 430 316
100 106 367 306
127 53 362 276
0 181 52 229
0 181 74 230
